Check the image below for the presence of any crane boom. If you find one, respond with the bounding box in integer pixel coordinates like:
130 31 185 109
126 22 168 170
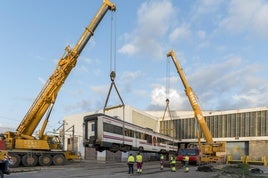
3 0 116 168
16 0 116 137
167 49 226 163
166 50 213 144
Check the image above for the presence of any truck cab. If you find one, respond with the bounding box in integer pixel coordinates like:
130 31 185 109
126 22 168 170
176 143 200 165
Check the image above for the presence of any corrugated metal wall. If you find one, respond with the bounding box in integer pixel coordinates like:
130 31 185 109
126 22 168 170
162 110 268 139
85 147 97 160
106 150 122 161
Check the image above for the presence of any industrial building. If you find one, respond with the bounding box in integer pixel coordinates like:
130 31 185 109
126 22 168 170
64 105 268 162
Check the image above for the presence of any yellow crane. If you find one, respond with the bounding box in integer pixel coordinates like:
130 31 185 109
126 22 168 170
2 0 116 167
167 50 226 163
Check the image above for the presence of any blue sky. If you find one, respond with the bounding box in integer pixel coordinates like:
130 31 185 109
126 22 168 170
0 0 268 132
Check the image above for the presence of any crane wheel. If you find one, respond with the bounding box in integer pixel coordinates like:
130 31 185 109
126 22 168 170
9 154 21 168
22 154 38 167
52 154 66 165
39 155 52 166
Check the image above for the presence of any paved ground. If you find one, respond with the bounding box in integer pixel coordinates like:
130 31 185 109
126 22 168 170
5 160 268 178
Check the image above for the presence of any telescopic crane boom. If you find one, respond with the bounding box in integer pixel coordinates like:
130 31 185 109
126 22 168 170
17 0 116 138
3 0 116 168
166 50 213 144
167 49 225 163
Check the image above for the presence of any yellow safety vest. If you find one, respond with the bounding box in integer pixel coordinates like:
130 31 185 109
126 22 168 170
136 155 143 163
128 155 135 163
161 155 165 160
170 157 176 164
183 156 189 162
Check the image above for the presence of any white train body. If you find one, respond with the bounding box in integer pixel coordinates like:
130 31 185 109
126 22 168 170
83 114 178 153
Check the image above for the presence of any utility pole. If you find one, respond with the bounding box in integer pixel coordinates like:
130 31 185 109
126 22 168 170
62 120 66 150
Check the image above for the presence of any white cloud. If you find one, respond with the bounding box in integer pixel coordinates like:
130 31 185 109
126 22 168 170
253 3 268 37
137 0 173 35
190 0 224 23
119 0 175 59
118 44 137 56
183 55 267 110
232 85 268 108
149 86 186 110
219 0 268 38
150 86 166 106
169 25 191 42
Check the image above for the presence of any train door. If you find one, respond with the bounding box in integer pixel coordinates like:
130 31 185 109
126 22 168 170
134 130 139 149
84 116 98 148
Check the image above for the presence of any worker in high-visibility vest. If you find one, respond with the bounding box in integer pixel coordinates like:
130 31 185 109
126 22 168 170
160 154 165 170
136 152 143 174
183 155 190 172
127 153 135 174
170 155 176 172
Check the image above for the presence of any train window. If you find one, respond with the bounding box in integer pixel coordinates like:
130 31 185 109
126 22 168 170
168 141 175 146
91 123 95 131
130 130 134 137
162 138 167 144
124 128 134 137
145 134 152 143
103 123 111 132
114 125 123 135
124 128 129 137
135 132 141 139
141 133 145 140
123 129 126 136
104 123 123 135
157 137 163 143
130 130 133 137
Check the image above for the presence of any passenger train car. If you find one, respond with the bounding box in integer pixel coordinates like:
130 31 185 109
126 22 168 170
83 113 178 154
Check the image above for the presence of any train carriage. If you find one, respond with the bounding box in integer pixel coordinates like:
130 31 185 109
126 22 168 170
83 114 178 154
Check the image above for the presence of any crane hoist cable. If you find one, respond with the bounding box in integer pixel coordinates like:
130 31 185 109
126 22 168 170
103 71 125 112
103 11 126 145
160 57 175 144
161 58 171 121
110 10 116 73
103 10 124 112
